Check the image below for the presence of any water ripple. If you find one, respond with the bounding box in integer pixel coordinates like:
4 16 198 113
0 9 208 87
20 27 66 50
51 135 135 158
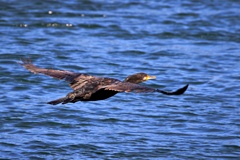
1 0 240 159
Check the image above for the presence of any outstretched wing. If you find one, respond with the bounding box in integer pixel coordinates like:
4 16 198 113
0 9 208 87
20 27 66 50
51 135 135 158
102 82 189 95
18 58 81 82
101 82 156 93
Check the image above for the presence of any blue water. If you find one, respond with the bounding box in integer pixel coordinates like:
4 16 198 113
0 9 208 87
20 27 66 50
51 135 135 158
0 1 240 159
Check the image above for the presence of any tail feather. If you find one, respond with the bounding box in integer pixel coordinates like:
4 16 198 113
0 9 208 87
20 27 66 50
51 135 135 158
47 97 69 105
48 92 78 105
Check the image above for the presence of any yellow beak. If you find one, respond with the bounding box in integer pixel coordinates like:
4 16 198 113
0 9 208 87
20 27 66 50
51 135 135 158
143 75 156 81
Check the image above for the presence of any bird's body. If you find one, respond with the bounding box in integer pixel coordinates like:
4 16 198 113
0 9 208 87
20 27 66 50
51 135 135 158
19 59 188 105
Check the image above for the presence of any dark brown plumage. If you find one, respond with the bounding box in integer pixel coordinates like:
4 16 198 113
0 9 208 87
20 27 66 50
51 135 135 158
18 59 189 105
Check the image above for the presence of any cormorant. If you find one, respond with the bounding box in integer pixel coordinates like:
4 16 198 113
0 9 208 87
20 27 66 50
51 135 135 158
19 59 189 105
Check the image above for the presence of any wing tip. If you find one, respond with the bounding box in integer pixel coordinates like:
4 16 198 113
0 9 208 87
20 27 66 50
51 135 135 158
17 57 32 66
158 84 189 95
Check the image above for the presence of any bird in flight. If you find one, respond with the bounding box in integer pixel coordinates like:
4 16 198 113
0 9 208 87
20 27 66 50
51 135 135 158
19 58 189 105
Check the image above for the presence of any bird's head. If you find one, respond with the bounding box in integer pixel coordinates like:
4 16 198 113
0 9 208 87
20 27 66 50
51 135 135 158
124 72 156 84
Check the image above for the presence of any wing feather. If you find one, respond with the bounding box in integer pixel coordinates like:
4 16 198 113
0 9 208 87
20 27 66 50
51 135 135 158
102 82 155 93
19 58 81 82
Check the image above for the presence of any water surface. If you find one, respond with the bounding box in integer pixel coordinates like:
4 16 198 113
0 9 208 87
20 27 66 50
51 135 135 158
0 1 240 159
